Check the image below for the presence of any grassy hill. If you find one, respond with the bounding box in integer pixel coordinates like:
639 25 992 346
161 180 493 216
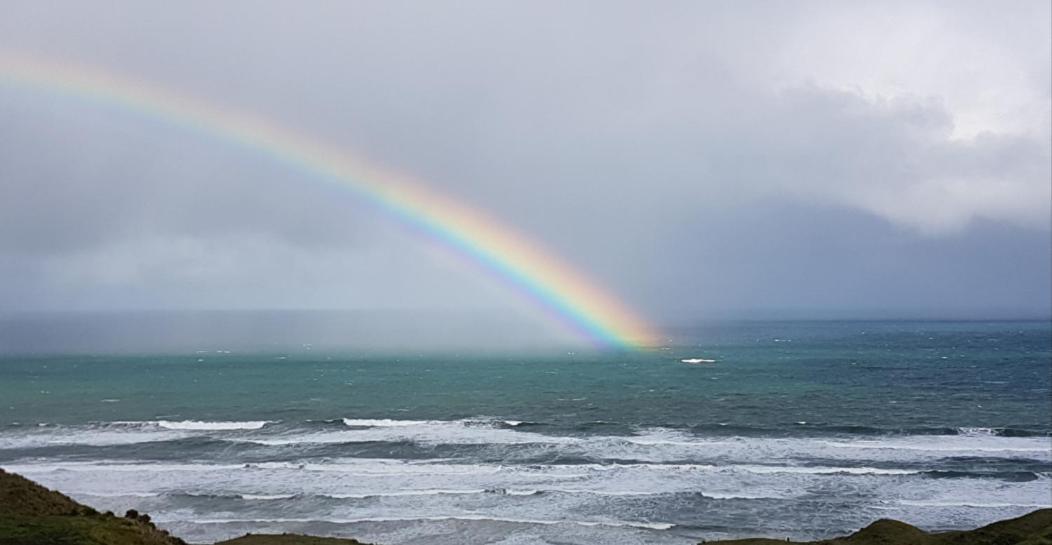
702 508 1052 545
0 469 186 545
1 467 1048 545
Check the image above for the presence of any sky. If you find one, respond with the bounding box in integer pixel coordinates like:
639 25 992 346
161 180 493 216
0 1 1049 344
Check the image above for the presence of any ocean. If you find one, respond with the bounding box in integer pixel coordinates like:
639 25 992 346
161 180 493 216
0 319 1049 544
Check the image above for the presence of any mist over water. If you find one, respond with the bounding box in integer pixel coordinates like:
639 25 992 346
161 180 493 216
0 310 581 354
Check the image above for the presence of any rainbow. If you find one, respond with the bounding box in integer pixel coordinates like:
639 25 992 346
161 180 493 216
0 51 660 348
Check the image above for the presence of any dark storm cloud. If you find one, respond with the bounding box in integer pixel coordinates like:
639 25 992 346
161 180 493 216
0 0 1048 324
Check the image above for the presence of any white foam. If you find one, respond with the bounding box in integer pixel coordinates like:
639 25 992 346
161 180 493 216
248 419 576 447
327 489 487 499
155 420 270 430
897 500 1052 508
11 458 1039 505
0 429 190 448
500 489 541 496
157 514 675 531
4 420 1048 467
5 462 245 473
957 427 1001 436
243 460 507 476
734 465 919 476
74 491 161 498
820 437 1050 454
342 419 434 428
701 492 786 500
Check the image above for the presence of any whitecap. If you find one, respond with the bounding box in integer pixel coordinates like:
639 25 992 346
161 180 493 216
157 514 675 531
342 418 434 427
239 494 297 500
155 420 269 430
897 499 1052 508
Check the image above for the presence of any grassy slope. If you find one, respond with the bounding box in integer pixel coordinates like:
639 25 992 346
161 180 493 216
1 467 1049 545
0 469 185 545
705 508 1052 545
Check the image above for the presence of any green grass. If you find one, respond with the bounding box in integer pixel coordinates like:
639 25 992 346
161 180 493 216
0 514 183 545
0 469 184 545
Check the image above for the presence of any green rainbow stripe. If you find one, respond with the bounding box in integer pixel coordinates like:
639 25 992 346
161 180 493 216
0 51 661 348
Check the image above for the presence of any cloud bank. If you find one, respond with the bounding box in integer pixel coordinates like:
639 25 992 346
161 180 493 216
0 0 1048 332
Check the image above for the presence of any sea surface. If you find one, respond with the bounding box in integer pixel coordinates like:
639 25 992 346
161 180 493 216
0 319 1050 544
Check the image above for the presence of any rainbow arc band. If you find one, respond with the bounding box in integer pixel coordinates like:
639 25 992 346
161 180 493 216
0 51 661 348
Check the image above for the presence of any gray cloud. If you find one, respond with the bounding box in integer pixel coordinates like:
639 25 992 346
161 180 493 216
0 0 1048 327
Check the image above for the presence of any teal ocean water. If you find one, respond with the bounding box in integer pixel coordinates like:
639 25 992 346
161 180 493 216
1 319 1049 544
